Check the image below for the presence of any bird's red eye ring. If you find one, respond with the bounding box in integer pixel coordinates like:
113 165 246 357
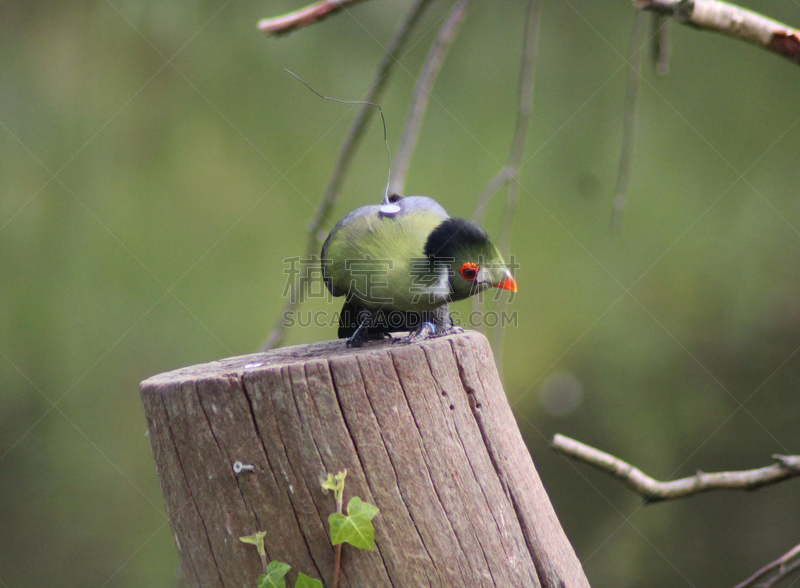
459 262 479 281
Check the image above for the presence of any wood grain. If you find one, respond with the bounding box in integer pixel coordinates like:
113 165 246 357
141 331 589 587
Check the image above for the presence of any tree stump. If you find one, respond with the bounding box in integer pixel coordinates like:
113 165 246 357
140 331 589 587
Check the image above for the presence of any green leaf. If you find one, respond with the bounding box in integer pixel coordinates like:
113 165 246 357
257 561 291 588
294 572 324 588
329 496 379 551
239 531 267 558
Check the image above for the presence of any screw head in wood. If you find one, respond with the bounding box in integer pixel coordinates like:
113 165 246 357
233 461 255 474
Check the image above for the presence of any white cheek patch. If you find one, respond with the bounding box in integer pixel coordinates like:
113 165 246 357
420 263 451 302
432 264 451 299
476 267 491 285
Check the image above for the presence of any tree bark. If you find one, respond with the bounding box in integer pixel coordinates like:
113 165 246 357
140 331 589 587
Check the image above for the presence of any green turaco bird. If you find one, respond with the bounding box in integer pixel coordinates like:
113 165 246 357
321 194 517 347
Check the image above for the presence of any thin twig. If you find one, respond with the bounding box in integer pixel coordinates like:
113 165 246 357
474 0 541 228
261 0 437 351
482 0 542 360
471 167 512 333
733 543 800 588
496 0 541 261
633 0 800 66
330 472 346 588
472 168 512 226
552 434 800 503
650 13 671 75
389 0 472 196
611 11 646 232
760 558 800 588
258 0 371 37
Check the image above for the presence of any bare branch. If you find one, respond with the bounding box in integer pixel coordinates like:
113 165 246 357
761 558 800 588
496 0 541 261
471 1 541 338
650 13 671 75
552 434 800 503
633 0 800 66
258 0 371 37
389 0 471 196
471 164 512 333
472 0 540 357
473 168 512 226
733 543 800 588
611 11 646 232
473 0 541 227
261 0 436 350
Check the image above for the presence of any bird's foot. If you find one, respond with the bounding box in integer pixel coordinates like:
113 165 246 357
345 335 365 348
402 322 437 345
345 324 370 348
346 329 389 348
395 323 463 345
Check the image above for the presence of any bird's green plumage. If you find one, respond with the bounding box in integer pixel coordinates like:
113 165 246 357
322 197 448 311
322 196 515 317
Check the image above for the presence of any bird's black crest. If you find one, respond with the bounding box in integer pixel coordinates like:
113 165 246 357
424 218 490 258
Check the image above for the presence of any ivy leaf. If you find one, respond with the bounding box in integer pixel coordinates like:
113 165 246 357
257 561 291 588
294 572 324 588
329 496 379 551
239 531 267 558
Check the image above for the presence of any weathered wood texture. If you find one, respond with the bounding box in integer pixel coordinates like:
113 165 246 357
140 331 589 588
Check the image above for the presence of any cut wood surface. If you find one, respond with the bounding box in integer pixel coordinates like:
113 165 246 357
140 331 589 587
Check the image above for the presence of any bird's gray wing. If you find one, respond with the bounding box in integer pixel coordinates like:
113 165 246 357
320 205 380 297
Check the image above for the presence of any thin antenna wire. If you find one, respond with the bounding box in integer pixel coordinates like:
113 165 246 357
285 69 392 205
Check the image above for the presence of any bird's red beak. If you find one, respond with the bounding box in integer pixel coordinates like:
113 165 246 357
493 275 517 292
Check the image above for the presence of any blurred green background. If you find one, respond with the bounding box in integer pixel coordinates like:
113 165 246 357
2 0 799 586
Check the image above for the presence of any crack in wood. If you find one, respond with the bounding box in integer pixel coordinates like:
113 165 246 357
445 340 540 586
353 356 438 586
324 358 394 587
154 393 210 586
388 350 473 587
420 345 516 587
164 385 227 587
230 372 326 582
279 365 339 583
198 378 263 539
419 347 498 585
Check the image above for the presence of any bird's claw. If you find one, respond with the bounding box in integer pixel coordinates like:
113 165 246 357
347 330 390 347
345 337 364 348
404 322 436 345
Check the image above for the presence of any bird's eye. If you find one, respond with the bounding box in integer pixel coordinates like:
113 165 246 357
459 262 479 281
